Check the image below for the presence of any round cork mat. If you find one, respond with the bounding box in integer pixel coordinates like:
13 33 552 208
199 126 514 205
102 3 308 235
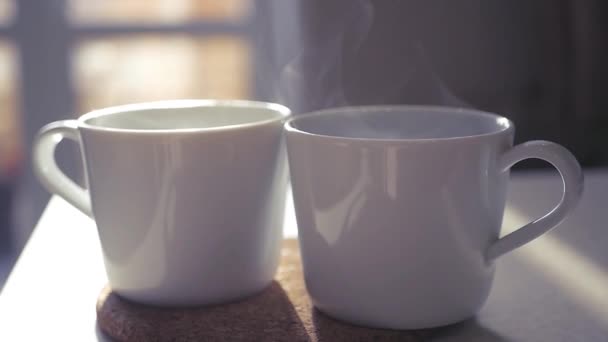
97 239 435 342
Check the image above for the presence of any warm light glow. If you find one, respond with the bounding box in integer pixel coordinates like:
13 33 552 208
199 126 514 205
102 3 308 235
74 36 251 114
502 207 608 325
68 0 250 23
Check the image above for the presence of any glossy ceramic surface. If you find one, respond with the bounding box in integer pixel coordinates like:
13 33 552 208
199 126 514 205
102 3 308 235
33 100 291 306
285 106 583 329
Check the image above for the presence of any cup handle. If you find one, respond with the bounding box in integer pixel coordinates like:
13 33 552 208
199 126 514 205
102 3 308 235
32 120 93 218
486 140 583 261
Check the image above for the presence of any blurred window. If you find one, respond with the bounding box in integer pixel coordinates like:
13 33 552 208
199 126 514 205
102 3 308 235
69 0 253 113
74 35 250 113
0 41 20 181
68 0 250 23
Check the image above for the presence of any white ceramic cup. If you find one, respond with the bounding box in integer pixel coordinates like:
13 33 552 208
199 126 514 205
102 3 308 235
285 105 583 329
33 100 291 306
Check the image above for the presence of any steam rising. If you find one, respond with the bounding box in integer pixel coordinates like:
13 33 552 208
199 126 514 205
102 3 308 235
277 0 374 112
274 0 468 113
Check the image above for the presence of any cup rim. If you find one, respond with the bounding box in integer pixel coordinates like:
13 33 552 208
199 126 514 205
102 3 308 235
285 105 514 143
78 99 291 134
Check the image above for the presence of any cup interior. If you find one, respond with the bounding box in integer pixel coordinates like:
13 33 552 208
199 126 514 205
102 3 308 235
286 106 511 140
81 100 290 132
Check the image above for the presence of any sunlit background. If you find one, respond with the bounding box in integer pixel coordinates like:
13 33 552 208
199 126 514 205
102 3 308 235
71 0 252 112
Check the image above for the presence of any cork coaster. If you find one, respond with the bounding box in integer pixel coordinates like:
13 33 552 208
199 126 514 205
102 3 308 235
97 239 432 342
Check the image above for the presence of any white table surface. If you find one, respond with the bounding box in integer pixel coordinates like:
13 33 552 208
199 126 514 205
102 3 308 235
1 170 607 341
